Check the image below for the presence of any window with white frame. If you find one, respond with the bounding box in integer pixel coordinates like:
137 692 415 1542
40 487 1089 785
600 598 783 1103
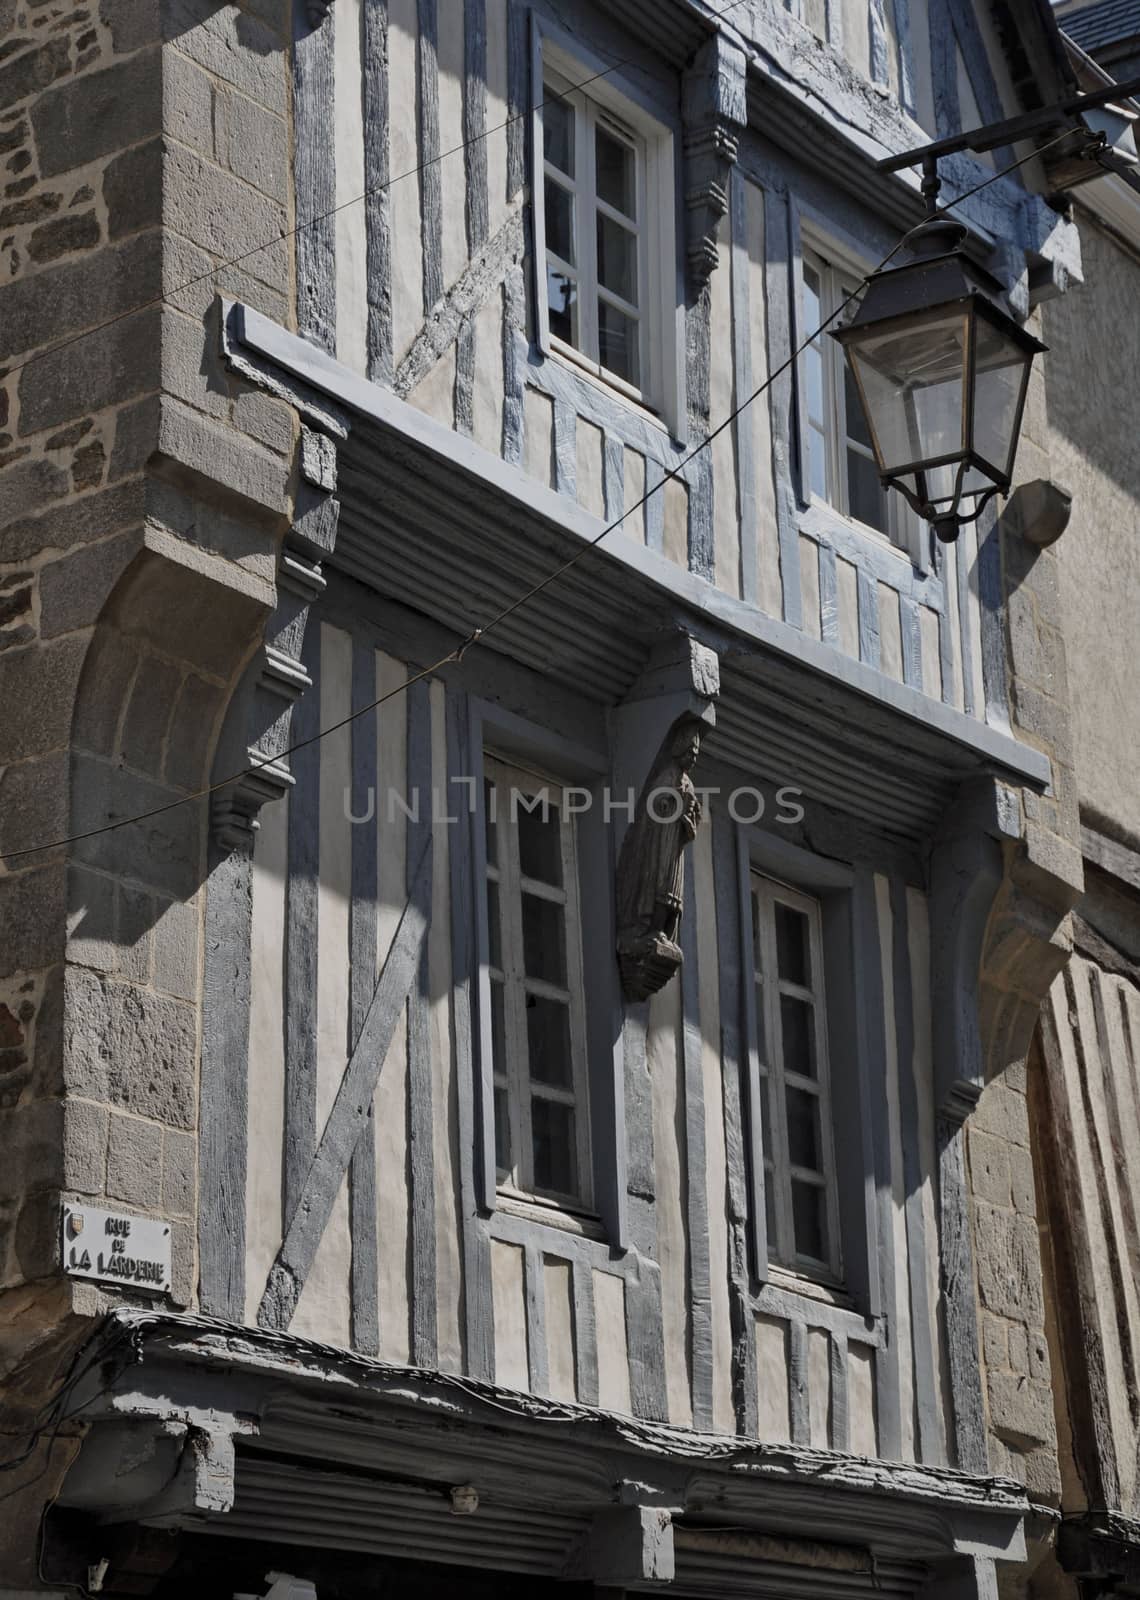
483 753 592 1208
801 246 918 557
750 872 842 1278
535 36 678 426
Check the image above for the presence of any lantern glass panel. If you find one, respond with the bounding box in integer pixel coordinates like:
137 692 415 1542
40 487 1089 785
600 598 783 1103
847 310 969 477
973 315 1032 481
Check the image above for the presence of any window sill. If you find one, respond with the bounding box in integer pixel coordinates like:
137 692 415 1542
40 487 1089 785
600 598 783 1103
538 340 675 442
495 1187 607 1242
799 497 927 578
767 1263 852 1309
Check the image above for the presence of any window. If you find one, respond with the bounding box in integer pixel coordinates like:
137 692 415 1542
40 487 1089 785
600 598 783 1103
483 753 592 1208
543 72 645 392
533 31 680 429
750 872 841 1279
801 247 917 556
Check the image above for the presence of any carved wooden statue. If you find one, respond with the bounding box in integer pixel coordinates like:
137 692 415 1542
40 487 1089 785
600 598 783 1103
615 715 705 1001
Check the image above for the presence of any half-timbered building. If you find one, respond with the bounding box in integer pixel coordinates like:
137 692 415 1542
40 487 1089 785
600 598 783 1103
0 0 1121 1596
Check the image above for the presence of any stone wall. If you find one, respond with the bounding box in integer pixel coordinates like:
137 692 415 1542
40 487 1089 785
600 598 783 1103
0 3 299 1571
966 309 1086 1510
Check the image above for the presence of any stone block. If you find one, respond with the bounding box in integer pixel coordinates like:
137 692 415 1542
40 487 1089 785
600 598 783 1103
969 1128 1012 1208
0 37 70 110
170 1216 194 1306
0 1099 63 1198
1023 823 1084 899
106 1111 163 1207
62 1097 109 1194
37 530 138 640
72 624 142 758
982 1311 1008 1371
117 882 154 985
164 141 287 292
103 138 162 242
1007 1322 1030 1376
27 211 101 264
101 0 160 53
0 633 86 764
1020 1442 1061 1506
154 395 291 518
0 748 68 860
161 305 230 423
119 654 182 775
66 863 117 975
987 1371 1055 1448
215 85 286 199
163 0 287 114
162 46 215 158
0 456 69 529
164 671 225 793
974 1200 1045 1324
152 895 199 1003
232 388 294 457
18 303 161 436
0 477 146 564
32 49 161 178
0 232 160 367
69 752 200 901
63 967 197 1128
162 1128 196 1216
1029 1330 1051 1382
975 1081 1031 1148
1009 1146 1037 1215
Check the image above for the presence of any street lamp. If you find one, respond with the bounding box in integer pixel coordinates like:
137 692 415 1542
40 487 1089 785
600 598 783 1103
832 212 1044 544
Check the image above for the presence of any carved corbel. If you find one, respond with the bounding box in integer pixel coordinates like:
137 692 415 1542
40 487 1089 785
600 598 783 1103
563 1505 676 1588
682 35 748 294
56 1417 240 1524
611 635 720 1001
211 425 340 849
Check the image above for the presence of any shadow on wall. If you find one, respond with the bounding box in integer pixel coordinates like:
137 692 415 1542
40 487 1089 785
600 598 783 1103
1042 223 1140 505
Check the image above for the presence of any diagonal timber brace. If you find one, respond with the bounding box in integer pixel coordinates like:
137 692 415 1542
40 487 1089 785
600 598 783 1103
257 838 433 1331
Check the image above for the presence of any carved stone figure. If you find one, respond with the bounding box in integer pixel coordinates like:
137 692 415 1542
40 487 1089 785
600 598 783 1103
615 715 705 1001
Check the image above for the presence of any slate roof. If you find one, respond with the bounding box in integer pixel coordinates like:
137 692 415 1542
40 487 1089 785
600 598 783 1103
1062 0 1140 52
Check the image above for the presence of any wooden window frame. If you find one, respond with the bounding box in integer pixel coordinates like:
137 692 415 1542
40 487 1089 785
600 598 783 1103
483 752 594 1210
750 871 843 1282
798 238 924 566
532 21 683 436
467 698 626 1245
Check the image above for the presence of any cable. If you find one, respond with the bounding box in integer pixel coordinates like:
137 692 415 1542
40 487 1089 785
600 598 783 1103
0 0 751 388
0 130 1072 866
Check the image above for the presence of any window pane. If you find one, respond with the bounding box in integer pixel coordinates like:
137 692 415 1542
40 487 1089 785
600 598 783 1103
494 1082 512 1174
517 796 563 885
526 993 573 1088
522 892 567 985
751 892 762 966
544 90 574 176
775 902 810 986
547 265 578 346
532 1096 577 1195
805 343 825 429
595 125 636 217
491 976 508 1081
545 178 575 265
792 1179 827 1262
765 1175 777 1246
488 878 502 970
780 994 817 1080
597 213 637 305
847 446 888 533
803 262 821 325
761 1080 774 1160
808 424 828 502
786 1084 821 1170
845 362 873 450
598 299 639 387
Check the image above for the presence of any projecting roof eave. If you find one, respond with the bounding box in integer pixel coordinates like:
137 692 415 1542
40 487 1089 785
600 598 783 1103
58 1307 1030 1581
224 302 1052 826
